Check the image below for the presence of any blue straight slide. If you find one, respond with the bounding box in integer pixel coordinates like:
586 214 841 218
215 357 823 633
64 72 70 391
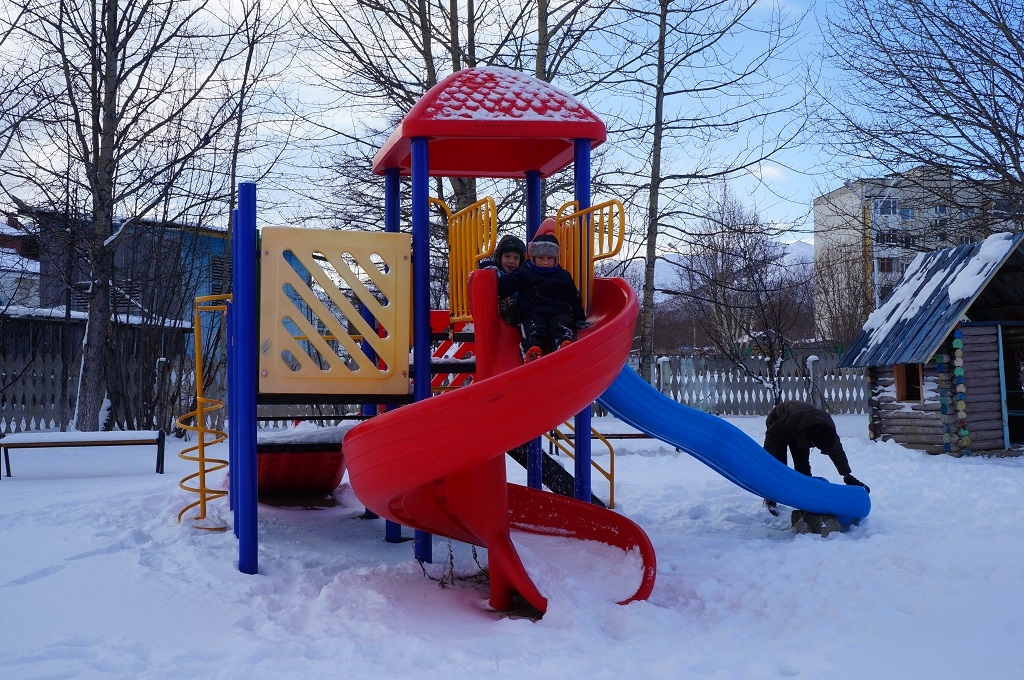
598 366 871 525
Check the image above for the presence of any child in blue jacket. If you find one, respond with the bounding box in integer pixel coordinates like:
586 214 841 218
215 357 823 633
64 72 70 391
496 234 589 362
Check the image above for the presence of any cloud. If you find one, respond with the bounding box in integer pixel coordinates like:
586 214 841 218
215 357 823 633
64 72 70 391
752 164 788 182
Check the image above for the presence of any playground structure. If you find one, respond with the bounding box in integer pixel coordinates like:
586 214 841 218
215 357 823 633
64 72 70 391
194 67 870 614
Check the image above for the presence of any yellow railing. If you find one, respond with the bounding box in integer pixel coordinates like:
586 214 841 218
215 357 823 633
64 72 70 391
554 199 626 311
176 294 232 531
543 421 616 509
436 196 499 323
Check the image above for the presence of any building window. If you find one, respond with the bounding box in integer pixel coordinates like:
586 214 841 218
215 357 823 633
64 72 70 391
991 198 1016 216
877 230 914 248
210 255 225 296
879 258 905 276
113 279 143 314
900 207 915 221
71 281 90 311
877 229 899 246
894 363 923 402
935 205 948 215
873 198 896 216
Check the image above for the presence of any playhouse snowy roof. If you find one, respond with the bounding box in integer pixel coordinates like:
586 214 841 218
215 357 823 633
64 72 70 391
840 232 1024 368
371 67 606 179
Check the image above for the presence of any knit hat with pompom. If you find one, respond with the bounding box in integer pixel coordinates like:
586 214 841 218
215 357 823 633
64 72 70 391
529 233 559 259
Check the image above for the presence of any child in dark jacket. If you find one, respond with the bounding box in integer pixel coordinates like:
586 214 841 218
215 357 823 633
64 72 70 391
478 234 527 326
762 400 870 515
496 233 589 362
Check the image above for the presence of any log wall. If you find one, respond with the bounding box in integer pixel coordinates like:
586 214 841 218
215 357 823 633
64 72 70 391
868 324 1007 456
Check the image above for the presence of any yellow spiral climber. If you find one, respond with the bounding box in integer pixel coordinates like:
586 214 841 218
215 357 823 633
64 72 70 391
176 295 232 531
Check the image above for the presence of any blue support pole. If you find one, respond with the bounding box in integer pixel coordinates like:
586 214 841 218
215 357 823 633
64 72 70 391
235 182 259 574
385 168 401 232
572 139 593 503
411 137 432 563
380 166 404 541
525 169 545 489
526 438 543 490
526 170 542 240
229 208 239 537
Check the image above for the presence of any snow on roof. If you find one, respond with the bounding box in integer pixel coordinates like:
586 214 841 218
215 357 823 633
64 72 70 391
0 247 40 273
256 420 358 445
841 232 1024 368
372 67 606 179
420 67 599 123
2 305 89 321
946 233 1016 303
0 305 191 328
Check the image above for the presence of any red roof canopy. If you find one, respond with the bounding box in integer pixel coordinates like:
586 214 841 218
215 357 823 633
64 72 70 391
371 68 606 179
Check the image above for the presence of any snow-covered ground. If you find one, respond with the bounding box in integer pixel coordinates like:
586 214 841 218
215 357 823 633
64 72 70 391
2 414 1023 679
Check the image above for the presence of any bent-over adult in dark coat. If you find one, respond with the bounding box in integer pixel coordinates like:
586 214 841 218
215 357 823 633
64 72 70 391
761 400 869 516
763 400 869 489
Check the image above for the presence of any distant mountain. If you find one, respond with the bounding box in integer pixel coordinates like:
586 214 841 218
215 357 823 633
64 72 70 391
646 240 813 300
783 239 814 265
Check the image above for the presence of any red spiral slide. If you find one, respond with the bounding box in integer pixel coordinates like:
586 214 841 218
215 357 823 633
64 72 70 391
343 270 656 613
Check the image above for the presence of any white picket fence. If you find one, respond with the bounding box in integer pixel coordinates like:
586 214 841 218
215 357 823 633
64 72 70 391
2 350 867 435
643 354 867 416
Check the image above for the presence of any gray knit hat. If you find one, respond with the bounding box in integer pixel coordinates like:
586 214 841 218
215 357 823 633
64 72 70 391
529 233 559 259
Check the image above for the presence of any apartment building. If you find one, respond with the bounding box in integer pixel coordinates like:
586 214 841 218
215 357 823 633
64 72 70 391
813 166 1021 340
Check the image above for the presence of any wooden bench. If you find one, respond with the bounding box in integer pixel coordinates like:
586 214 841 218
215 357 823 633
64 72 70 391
1 430 166 479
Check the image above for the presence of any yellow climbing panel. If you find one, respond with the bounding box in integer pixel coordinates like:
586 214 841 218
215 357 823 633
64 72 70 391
258 228 412 396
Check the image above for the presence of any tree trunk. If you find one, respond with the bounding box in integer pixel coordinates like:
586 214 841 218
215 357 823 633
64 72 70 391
638 2 669 384
537 0 549 82
75 0 120 432
76 247 113 430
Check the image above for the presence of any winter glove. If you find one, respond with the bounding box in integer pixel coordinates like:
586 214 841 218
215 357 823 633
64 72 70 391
843 474 870 493
575 320 594 330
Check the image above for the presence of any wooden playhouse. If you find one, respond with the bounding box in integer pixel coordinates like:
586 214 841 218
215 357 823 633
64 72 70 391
840 232 1024 455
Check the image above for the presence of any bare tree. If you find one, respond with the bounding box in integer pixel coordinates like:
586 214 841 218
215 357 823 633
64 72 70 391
813 239 871 349
300 0 614 214
0 0 296 430
299 0 616 313
819 0 1024 209
661 186 813 401
589 0 809 383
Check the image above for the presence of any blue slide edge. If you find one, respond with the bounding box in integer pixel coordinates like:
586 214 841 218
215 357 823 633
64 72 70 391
597 366 871 524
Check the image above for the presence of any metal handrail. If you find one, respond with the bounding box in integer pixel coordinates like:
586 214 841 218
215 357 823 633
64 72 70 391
543 420 616 509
